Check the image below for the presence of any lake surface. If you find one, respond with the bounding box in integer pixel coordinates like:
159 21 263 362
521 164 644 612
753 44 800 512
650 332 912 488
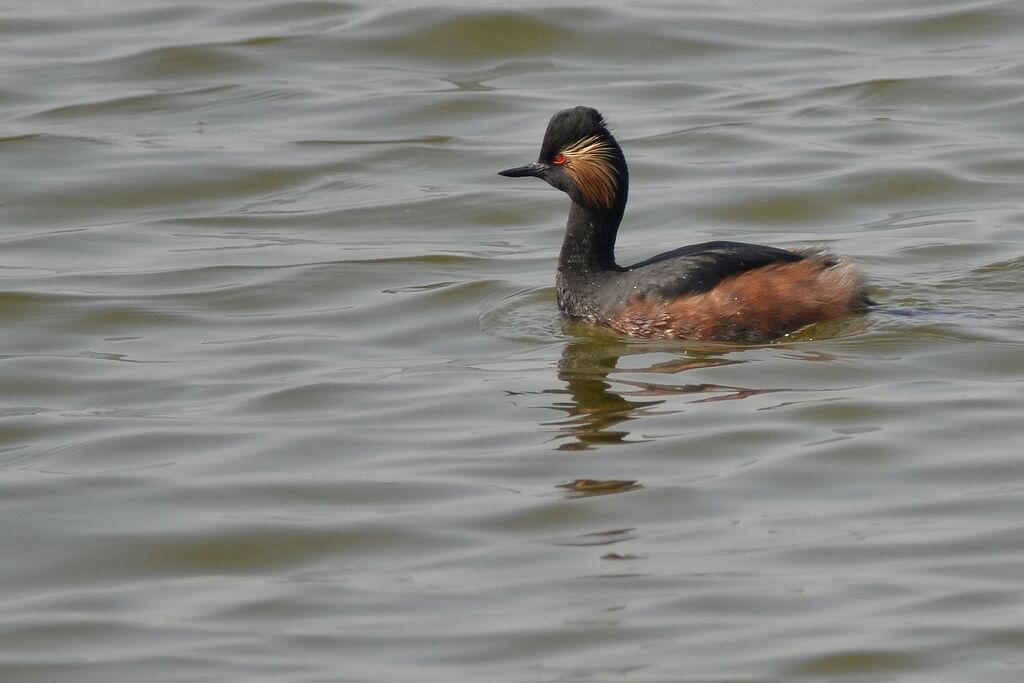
3 1 1024 681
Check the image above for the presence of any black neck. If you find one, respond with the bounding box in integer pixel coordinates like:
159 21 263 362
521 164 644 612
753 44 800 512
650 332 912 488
557 175 629 276
558 203 622 274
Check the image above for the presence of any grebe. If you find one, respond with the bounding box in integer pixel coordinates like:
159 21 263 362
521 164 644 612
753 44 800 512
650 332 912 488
499 106 869 342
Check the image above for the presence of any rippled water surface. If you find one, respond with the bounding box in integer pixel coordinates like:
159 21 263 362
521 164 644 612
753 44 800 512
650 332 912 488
3 1 1024 681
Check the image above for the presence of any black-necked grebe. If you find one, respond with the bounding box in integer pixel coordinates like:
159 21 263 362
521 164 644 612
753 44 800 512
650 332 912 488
499 106 869 342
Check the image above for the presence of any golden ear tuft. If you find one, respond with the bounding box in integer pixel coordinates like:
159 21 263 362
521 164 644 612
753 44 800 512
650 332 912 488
560 135 619 210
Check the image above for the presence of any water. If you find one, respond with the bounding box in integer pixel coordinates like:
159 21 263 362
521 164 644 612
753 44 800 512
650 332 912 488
2 1 1024 681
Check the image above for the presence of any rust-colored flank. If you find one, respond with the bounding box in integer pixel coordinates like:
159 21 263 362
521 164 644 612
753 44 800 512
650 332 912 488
610 253 866 342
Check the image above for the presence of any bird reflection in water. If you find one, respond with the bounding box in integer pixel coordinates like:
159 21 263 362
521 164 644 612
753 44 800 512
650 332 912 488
545 335 796 451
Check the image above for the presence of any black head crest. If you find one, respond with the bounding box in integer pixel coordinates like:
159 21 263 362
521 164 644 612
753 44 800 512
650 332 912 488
540 107 610 162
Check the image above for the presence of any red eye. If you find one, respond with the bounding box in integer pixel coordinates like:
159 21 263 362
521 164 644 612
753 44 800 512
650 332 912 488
552 152 566 165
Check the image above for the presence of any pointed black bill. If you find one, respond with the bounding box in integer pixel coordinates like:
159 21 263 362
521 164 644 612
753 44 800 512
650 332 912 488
498 161 549 178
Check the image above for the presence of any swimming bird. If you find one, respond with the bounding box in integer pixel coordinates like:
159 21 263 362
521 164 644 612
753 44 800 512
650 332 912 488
499 106 869 342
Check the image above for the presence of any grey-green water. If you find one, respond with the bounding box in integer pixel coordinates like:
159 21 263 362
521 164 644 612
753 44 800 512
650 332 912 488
3 1 1024 681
